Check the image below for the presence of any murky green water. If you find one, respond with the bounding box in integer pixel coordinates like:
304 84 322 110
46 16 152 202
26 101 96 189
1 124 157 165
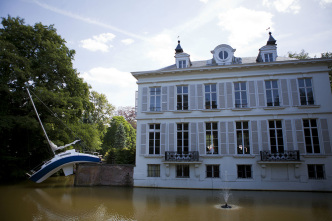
1 176 331 221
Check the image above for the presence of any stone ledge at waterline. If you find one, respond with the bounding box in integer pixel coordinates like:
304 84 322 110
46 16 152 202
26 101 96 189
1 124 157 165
74 163 134 187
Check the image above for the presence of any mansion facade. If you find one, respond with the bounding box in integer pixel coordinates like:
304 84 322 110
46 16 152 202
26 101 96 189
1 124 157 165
131 33 332 191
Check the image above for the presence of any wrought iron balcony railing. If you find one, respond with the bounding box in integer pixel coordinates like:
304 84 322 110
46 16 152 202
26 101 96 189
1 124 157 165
260 150 300 161
165 151 199 162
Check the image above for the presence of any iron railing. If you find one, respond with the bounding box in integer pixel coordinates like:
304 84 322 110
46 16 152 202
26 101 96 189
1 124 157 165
165 151 199 162
260 150 300 161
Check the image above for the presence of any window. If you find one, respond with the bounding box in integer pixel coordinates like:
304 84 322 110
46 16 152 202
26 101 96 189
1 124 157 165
264 53 273 62
303 119 320 154
206 122 218 154
218 50 228 60
206 165 220 178
308 164 325 179
179 60 186 68
298 78 314 105
234 82 247 108
177 123 189 154
237 165 252 179
147 164 160 177
150 87 161 111
265 80 280 106
149 124 160 155
205 84 217 109
177 86 189 110
236 122 250 154
176 165 190 178
269 120 284 153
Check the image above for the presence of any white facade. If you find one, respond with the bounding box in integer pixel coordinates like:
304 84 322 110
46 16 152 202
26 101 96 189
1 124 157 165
131 35 332 191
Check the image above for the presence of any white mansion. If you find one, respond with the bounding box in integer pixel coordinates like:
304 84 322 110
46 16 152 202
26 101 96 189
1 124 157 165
131 33 332 191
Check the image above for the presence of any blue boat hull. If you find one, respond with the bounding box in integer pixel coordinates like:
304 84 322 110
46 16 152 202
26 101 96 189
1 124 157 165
29 155 100 183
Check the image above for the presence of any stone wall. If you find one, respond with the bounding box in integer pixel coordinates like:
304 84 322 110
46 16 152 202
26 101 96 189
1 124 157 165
74 163 134 186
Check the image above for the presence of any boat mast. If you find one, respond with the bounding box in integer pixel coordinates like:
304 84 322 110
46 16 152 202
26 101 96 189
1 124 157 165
26 88 54 155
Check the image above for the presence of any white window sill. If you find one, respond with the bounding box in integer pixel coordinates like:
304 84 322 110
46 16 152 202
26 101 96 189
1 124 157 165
302 154 326 158
231 108 253 111
233 155 256 158
144 155 164 158
200 155 223 158
201 109 221 112
263 106 286 110
173 110 192 113
143 111 164 114
297 105 320 109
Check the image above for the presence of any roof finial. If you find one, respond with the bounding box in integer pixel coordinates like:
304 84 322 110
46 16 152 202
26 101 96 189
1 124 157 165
175 38 183 54
267 31 276 45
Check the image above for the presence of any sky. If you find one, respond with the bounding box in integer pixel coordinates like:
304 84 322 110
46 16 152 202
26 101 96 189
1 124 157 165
1 0 332 108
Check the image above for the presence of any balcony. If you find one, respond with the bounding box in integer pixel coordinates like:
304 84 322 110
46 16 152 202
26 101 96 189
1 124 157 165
165 151 199 162
260 150 300 162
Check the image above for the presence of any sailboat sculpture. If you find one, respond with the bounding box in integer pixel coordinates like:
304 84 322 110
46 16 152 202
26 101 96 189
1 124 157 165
26 88 101 183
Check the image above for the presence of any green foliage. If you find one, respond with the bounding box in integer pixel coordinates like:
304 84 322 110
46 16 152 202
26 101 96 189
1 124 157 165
288 49 310 59
105 147 135 165
0 16 103 182
114 123 126 149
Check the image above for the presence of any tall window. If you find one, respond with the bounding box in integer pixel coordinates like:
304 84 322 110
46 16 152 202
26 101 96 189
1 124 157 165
308 164 325 180
264 53 273 62
206 122 218 154
236 122 250 154
265 80 280 106
177 123 189 154
269 120 284 153
179 60 186 68
205 84 217 109
298 78 314 105
176 165 190 178
147 164 160 177
149 124 160 155
150 87 161 111
303 119 320 154
237 165 252 179
206 165 220 178
234 82 247 108
177 86 189 110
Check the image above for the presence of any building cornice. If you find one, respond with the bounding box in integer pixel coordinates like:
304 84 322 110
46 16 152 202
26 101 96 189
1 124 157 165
131 58 332 79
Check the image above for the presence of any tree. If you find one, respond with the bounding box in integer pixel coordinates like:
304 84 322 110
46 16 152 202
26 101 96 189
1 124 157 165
287 49 310 59
116 106 136 129
114 123 126 149
89 91 115 137
0 16 98 182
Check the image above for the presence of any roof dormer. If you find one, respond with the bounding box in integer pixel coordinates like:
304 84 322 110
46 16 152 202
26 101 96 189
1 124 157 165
256 32 278 63
174 40 191 69
209 44 242 65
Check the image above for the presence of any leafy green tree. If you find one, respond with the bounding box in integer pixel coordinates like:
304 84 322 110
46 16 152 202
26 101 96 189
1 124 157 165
114 123 126 149
288 49 310 59
0 16 98 182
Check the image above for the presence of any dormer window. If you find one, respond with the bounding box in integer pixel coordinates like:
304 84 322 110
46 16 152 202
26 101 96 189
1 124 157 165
179 60 187 68
264 53 273 62
218 50 229 60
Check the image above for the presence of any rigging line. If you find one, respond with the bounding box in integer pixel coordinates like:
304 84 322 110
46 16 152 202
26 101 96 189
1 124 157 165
28 89 89 151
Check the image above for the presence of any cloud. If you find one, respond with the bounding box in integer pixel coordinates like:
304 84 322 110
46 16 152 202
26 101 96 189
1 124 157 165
81 67 137 107
319 0 332 6
80 33 115 52
263 0 301 14
218 7 273 50
200 0 209 3
121 38 135 45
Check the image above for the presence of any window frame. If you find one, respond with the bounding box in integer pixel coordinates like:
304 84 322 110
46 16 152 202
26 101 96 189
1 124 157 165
205 122 219 154
264 53 273 62
147 164 160 177
236 121 250 155
237 165 252 179
303 119 320 154
149 124 160 155
149 87 161 111
176 85 189 111
206 165 220 178
234 82 248 108
268 120 284 153
176 164 190 178
177 123 189 154
204 84 217 109
308 164 325 180
265 80 280 107
298 78 314 106
178 60 187 69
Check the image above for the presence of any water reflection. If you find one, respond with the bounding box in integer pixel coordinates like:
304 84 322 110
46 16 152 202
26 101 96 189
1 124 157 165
0 177 332 221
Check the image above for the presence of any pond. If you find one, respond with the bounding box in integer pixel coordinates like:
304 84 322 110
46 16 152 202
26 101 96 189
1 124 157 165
0 176 331 221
